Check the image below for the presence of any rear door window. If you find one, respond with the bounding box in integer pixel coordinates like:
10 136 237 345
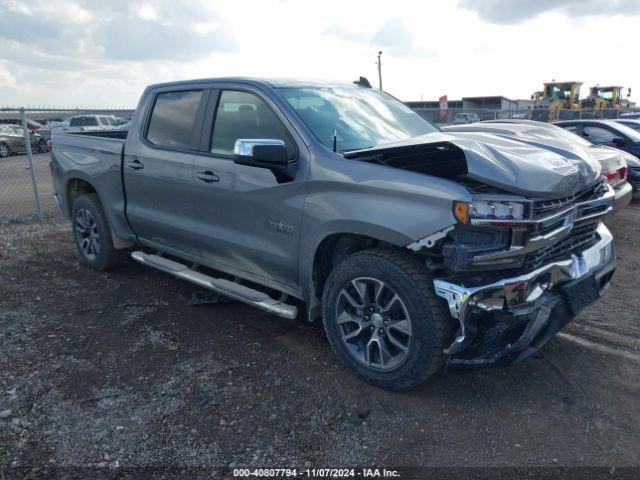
146 90 204 149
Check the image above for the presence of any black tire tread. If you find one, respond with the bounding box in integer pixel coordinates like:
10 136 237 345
0 142 10 157
72 193 126 271
322 248 452 390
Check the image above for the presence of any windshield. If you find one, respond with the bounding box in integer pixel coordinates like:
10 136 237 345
611 122 640 142
619 121 640 133
277 87 439 151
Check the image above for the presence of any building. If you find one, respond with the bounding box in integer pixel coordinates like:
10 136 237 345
405 96 519 123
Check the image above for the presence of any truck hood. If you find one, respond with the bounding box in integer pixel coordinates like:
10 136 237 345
345 131 601 198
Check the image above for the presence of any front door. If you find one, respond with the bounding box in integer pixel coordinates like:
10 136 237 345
191 88 306 289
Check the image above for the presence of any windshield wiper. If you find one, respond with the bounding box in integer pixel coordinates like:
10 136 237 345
339 145 376 153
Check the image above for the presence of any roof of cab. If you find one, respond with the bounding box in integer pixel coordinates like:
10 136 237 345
146 77 363 91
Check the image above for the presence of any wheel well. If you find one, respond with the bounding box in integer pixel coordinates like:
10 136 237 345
66 178 97 215
312 233 391 301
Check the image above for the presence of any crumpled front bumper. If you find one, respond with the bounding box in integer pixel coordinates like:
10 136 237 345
433 222 615 372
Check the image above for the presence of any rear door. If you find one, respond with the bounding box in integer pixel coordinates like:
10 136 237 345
124 88 209 256
191 86 307 289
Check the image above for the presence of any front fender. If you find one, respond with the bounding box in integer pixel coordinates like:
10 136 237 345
298 152 471 303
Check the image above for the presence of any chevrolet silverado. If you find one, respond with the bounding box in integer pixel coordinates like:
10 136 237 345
51 78 616 389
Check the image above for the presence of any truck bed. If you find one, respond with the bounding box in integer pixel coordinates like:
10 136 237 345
65 129 129 140
50 129 130 237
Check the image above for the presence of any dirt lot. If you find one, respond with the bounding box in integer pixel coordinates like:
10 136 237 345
1 204 640 478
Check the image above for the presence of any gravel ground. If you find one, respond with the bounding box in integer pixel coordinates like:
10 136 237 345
1 204 640 479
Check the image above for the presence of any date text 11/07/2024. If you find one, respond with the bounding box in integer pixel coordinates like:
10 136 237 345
232 467 401 478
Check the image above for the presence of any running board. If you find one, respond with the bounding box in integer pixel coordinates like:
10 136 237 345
131 251 298 319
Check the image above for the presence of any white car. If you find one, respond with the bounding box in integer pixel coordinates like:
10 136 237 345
453 112 480 124
52 115 119 134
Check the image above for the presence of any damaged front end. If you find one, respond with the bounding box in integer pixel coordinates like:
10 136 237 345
418 181 616 372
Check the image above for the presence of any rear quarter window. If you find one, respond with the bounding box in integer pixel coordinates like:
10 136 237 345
146 90 203 149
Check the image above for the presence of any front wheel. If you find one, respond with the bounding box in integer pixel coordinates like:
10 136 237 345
322 249 452 390
0 142 10 158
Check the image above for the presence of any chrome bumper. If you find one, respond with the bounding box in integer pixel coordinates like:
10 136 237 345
433 222 615 321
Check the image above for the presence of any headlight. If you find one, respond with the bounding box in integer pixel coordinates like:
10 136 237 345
453 199 528 224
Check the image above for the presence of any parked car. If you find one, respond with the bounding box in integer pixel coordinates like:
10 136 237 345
0 118 43 133
620 112 640 119
620 151 640 198
453 112 480 124
444 119 633 210
36 121 70 143
0 124 47 157
53 115 119 134
51 78 615 389
554 119 640 158
555 119 640 198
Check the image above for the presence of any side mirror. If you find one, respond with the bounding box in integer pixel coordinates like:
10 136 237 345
612 137 626 147
233 139 296 182
233 139 288 165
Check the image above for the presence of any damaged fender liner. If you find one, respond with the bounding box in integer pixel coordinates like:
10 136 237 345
344 141 468 179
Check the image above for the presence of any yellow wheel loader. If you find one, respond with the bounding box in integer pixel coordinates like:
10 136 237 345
532 81 582 122
580 86 623 118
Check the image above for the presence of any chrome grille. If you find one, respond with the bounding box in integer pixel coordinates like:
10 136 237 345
522 221 599 272
532 181 606 218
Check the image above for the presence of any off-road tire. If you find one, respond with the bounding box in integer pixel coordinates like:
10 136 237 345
322 249 452 390
72 193 125 271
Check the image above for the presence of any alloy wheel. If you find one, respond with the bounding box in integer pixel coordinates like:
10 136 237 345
75 208 101 261
335 277 413 371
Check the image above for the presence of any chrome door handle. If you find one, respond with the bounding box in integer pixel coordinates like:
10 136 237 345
196 171 220 183
127 159 144 170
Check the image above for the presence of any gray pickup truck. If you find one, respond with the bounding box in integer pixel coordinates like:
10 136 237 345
51 77 616 389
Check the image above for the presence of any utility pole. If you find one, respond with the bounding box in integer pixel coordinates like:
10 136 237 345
377 51 383 91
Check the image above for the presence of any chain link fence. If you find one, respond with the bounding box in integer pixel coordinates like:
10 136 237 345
412 107 630 126
0 107 134 221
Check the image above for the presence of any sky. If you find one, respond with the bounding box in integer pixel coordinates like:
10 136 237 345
0 0 639 107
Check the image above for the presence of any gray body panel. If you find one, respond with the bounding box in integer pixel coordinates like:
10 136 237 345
50 78 606 303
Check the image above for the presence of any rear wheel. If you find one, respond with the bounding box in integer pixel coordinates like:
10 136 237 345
72 193 125 271
0 143 10 158
322 249 451 390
